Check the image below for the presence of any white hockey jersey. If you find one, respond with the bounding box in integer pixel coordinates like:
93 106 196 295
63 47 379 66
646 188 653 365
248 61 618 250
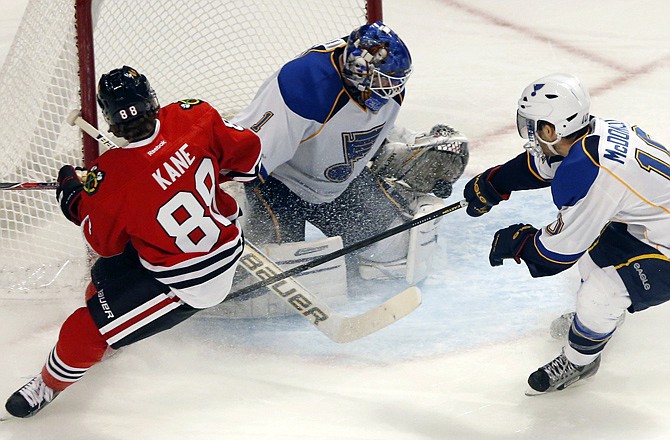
526 117 670 272
232 38 403 204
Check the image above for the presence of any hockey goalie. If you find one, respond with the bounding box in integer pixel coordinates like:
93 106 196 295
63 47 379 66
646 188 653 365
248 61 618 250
219 21 468 318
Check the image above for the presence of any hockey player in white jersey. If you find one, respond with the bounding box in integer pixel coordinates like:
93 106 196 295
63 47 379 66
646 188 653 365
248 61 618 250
231 21 468 312
463 73 670 394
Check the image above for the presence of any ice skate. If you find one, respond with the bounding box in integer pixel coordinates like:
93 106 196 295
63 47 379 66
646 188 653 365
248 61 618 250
5 374 60 418
526 349 601 395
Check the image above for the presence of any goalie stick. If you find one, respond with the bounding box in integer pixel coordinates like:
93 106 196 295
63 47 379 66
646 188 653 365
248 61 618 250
225 198 467 302
234 240 422 343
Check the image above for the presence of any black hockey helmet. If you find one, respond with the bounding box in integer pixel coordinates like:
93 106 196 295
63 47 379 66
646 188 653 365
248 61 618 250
97 66 159 126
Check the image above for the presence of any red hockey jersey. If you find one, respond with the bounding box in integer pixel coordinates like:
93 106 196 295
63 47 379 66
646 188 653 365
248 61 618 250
77 100 261 307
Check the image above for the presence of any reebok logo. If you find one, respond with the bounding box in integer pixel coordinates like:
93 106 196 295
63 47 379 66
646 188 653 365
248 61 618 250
147 140 167 156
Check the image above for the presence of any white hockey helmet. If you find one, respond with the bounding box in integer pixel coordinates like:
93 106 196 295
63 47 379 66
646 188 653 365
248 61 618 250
516 73 591 157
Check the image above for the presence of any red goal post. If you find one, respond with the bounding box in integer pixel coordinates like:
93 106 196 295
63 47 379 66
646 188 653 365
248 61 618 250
0 0 382 298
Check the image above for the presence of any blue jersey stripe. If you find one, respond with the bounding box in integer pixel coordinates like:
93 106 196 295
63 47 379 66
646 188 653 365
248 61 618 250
534 229 584 264
552 135 599 208
277 48 347 123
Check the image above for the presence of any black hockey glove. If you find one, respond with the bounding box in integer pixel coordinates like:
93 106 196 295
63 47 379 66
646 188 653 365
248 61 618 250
489 223 537 267
56 165 84 225
463 166 508 217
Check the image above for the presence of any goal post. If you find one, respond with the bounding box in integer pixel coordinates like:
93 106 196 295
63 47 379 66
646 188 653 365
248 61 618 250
0 0 382 298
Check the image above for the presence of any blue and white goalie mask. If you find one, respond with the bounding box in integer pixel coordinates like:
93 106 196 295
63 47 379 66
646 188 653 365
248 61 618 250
343 21 412 111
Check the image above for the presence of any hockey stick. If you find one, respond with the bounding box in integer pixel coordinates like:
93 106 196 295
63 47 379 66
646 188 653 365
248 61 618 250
66 109 127 150
65 109 442 341
0 182 58 190
225 198 467 302
0 112 120 191
235 240 422 343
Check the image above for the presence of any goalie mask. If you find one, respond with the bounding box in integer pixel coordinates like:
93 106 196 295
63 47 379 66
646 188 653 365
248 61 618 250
97 65 160 126
342 21 412 112
516 73 591 158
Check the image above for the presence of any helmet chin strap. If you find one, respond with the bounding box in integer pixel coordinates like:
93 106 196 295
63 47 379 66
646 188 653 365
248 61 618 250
538 132 561 156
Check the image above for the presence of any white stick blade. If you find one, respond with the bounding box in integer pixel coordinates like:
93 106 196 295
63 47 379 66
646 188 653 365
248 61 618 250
327 286 422 343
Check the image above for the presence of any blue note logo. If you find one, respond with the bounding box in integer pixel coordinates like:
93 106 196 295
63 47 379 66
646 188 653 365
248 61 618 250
325 124 385 182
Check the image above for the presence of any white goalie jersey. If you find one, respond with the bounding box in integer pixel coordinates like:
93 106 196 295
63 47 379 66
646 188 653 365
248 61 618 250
232 38 402 204
531 117 670 267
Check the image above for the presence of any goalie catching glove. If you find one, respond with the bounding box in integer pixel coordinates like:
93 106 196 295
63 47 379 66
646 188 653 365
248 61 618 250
56 165 84 225
370 124 468 199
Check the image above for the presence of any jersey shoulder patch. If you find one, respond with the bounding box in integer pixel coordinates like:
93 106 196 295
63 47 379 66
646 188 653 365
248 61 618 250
160 100 216 128
277 49 347 123
552 135 600 208
176 98 206 110
83 164 106 195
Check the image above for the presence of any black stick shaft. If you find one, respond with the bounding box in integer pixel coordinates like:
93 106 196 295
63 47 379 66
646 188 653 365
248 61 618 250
0 182 57 190
226 199 466 301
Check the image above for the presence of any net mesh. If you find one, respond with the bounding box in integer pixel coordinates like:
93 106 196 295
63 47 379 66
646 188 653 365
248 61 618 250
0 0 369 298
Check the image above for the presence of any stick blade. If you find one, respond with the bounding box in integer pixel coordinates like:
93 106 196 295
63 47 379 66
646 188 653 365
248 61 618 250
325 286 422 343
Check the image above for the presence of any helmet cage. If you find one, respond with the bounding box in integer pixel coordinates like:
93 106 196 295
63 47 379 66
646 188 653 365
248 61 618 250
369 68 411 99
517 111 544 159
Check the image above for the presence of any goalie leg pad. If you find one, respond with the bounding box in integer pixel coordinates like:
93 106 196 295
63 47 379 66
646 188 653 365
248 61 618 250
357 232 410 282
218 236 348 319
358 195 445 284
406 196 446 284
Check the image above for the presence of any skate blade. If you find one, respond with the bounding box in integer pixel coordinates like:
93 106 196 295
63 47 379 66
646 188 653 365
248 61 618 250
524 388 548 397
524 374 594 396
0 411 12 422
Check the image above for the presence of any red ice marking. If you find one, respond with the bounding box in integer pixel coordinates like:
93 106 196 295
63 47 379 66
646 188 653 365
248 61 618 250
441 0 633 73
440 0 670 150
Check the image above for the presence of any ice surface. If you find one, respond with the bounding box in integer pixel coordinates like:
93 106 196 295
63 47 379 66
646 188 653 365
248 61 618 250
1 1 669 439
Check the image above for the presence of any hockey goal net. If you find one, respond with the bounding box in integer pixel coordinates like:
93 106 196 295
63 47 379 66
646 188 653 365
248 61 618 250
0 0 381 299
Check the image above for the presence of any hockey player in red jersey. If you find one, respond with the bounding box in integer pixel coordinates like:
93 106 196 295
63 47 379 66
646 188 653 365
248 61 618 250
4 66 262 418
